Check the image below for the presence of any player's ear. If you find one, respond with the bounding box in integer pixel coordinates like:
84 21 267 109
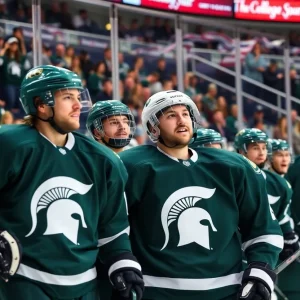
34 97 46 113
93 129 103 140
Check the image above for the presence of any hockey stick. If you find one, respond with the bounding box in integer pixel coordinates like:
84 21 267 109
131 290 137 300
274 285 288 300
274 248 300 275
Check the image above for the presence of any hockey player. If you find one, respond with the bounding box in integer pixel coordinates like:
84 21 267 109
274 140 300 300
0 65 144 300
86 100 136 153
189 128 224 149
268 139 292 176
234 130 299 262
119 90 283 300
86 100 136 300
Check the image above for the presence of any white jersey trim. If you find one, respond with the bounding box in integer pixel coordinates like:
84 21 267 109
242 234 283 251
279 215 290 225
249 268 274 292
98 226 130 247
39 132 75 150
16 264 96 285
108 259 141 276
144 272 243 290
157 146 198 163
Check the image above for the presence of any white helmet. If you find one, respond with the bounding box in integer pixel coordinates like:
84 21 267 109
142 90 201 142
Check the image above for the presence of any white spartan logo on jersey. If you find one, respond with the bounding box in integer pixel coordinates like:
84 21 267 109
161 186 217 251
26 177 93 244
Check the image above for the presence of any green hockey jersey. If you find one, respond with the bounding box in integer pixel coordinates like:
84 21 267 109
261 169 293 234
0 125 131 299
120 146 283 300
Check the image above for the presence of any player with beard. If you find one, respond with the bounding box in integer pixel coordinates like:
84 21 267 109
0 65 144 300
234 129 298 262
189 128 224 149
119 90 283 300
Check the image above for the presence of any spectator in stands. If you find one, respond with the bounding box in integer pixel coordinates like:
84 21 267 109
273 116 288 140
0 37 31 114
140 16 155 43
293 120 300 155
14 5 28 23
147 72 163 95
96 79 113 102
161 19 174 40
59 2 74 30
118 16 128 39
153 17 164 41
202 83 218 123
243 42 267 118
125 19 142 41
50 43 67 68
0 110 13 124
64 46 75 68
103 47 112 78
130 83 144 109
0 0 9 19
119 52 130 81
123 76 136 105
226 104 239 136
217 96 228 118
133 56 147 83
79 50 94 80
185 74 201 99
45 1 61 26
26 40 51 66
248 105 265 128
13 27 27 56
163 79 174 91
87 61 107 101
170 72 178 90
209 109 234 142
156 57 168 83
0 26 4 49
70 55 86 86
73 9 100 34
263 60 283 91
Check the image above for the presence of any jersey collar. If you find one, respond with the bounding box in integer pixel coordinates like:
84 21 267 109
39 132 75 150
157 146 198 163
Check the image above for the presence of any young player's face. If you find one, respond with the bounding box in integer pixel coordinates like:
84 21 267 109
272 150 291 174
158 105 193 147
205 143 222 149
53 89 82 131
101 115 130 144
245 142 267 167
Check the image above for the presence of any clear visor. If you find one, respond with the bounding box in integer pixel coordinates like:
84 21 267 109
56 88 92 113
93 112 136 146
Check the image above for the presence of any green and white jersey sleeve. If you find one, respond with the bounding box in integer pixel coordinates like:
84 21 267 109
0 125 131 299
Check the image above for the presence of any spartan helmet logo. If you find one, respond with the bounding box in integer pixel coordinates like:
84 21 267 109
267 194 280 221
161 186 217 251
26 177 93 244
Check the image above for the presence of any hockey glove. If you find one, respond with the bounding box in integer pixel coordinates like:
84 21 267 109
279 231 300 261
0 230 22 282
108 252 144 300
237 262 276 300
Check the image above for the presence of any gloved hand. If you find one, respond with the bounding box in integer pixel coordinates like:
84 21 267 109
237 262 276 300
0 230 22 282
108 252 144 300
279 231 299 261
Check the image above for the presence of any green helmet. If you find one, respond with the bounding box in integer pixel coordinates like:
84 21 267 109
268 139 292 159
86 100 136 149
190 128 223 149
234 128 270 153
20 65 86 115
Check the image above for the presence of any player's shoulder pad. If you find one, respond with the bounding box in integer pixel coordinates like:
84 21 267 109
0 124 37 150
263 169 289 188
73 132 124 165
119 145 156 168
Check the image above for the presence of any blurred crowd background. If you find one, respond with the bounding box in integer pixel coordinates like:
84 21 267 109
1 0 300 152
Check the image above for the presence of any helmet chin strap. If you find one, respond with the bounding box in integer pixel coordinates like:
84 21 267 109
36 107 68 135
